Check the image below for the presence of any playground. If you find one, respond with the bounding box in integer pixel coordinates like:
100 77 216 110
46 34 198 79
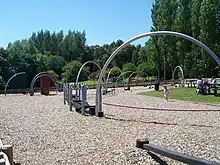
1 31 220 165
1 87 220 164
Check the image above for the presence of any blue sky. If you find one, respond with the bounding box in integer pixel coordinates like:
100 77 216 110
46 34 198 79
0 0 154 48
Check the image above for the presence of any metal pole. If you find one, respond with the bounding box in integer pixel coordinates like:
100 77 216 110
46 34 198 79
79 87 81 100
4 72 26 96
136 139 220 165
145 143 220 165
127 71 148 89
63 83 66 105
105 66 123 92
30 73 56 94
68 84 72 111
115 71 133 89
75 61 104 99
30 72 49 92
81 85 86 115
81 98 85 115
95 31 220 115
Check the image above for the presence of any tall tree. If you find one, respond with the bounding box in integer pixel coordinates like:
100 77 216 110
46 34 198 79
175 0 192 77
191 0 202 77
199 0 217 77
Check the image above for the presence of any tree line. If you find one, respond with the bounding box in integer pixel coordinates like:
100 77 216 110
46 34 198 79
150 0 220 80
0 0 220 90
0 30 142 89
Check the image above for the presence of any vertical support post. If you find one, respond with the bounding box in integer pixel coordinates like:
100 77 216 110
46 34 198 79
75 83 78 100
63 83 66 105
99 87 102 113
96 86 103 117
66 84 69 105
95 90 98 115
79 88 81 100
69 84 72 111
81 85 87 115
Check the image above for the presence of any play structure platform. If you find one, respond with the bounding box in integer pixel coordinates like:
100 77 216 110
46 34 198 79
71 97 96 115
63 83 103 117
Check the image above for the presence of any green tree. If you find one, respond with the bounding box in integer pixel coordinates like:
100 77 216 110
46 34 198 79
122 63 136 72
0 75 5 89
61 61 87 82
136 61 156 76
191 0 202 77
47 70 59 83
199 0 217 76
44 55 66 77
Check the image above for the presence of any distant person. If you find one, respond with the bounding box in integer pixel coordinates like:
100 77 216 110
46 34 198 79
163 85 169 101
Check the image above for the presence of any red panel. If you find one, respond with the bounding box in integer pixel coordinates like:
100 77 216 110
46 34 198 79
40 76 51 95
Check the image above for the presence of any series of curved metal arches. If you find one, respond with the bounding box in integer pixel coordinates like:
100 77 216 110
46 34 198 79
30 72 57 95
95 31 220 115
4 31 220 116
104 66 123 91
127 71 149 88
4 72 57 95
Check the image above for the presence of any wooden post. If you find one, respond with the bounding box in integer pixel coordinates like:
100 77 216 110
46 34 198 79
2 145 13 165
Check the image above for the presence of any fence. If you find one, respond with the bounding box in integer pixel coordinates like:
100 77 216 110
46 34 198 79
136 139 220 165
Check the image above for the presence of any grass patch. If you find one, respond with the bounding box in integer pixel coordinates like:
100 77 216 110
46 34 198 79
139 87 220 104
80 80 99 86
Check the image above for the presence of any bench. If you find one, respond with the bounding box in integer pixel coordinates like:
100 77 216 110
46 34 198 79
185 79 197 88
210 86 220 96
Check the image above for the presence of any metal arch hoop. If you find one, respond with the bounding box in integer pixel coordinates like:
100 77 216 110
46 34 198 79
95 31 220 116
75 61 103 86
30 72 50 92
4 72 26 96
30 72 57 94
172 66 184 86
115 71 134 89
75 61 104 99
127 71 149 88
108 76 118 82
105 66 123 91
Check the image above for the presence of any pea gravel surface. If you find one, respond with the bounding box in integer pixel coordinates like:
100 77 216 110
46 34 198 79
1 87 220 165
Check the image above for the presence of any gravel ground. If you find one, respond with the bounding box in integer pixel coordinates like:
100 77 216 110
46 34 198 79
1 87 220 165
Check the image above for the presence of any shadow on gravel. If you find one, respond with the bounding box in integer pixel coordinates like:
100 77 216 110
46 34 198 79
148 151 168 165
104 115 216 128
